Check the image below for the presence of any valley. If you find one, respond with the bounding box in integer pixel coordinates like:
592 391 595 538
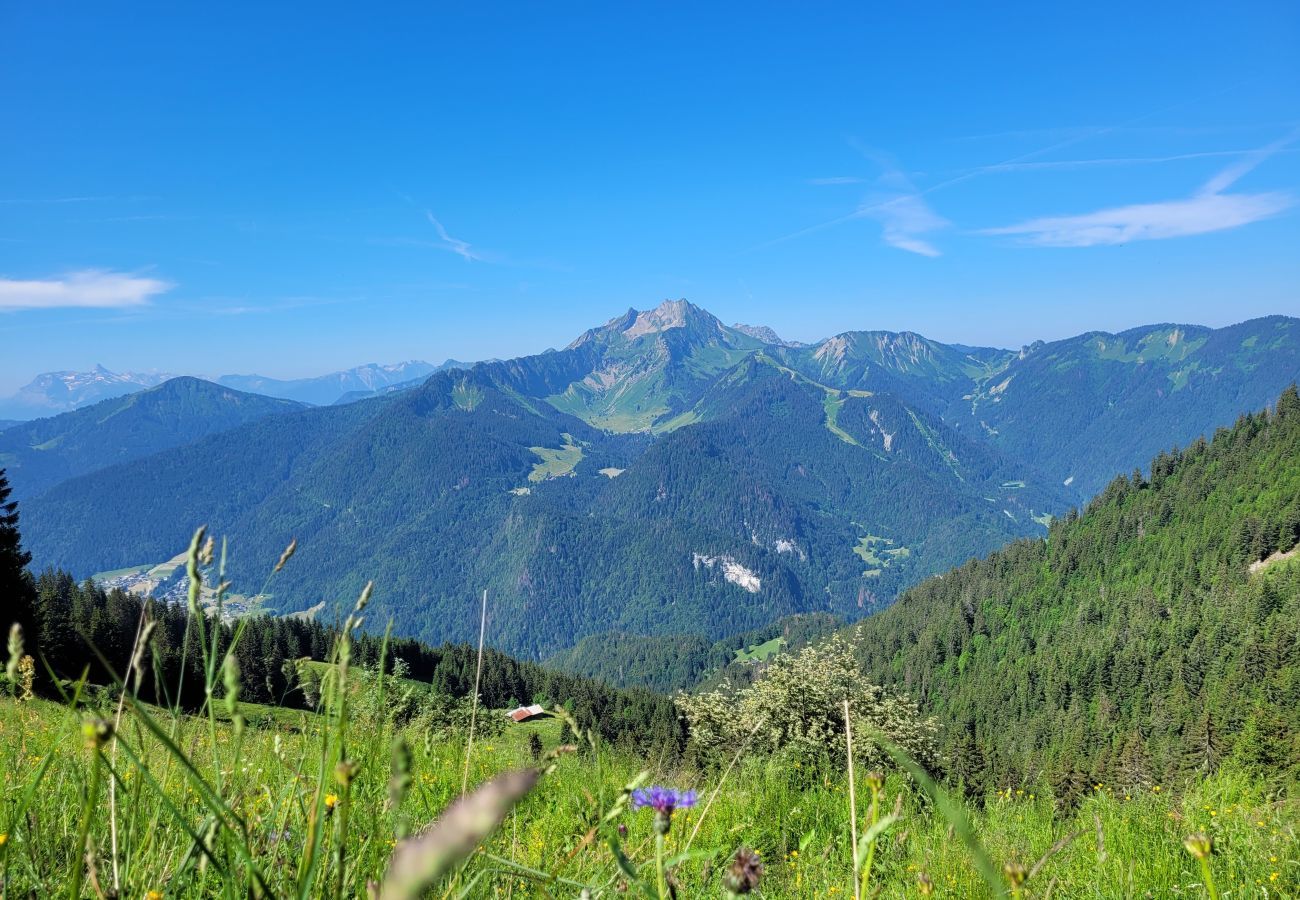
5 302 1297 665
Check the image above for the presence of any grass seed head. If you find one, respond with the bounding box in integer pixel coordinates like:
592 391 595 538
274 537 297 573
5 623 22 684
1183 833 1213 860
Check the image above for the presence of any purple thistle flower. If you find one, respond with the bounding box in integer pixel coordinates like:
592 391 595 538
630 785 697 815
631 785 697 834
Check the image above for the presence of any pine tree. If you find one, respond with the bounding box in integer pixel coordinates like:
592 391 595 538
0 468 35 641
947 720 986 799
1116 730 1153 792
1180 712 1223 778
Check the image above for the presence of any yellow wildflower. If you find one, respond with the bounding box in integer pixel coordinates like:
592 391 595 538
0 833 7 846
324 793 339 810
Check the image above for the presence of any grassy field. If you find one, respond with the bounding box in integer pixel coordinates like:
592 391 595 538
853 535 910 578
2 536 1296 898
2 685 1296 898
527 435 583 482
732 636 784 663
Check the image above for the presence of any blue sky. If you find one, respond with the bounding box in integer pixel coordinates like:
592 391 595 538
1 1 1297 392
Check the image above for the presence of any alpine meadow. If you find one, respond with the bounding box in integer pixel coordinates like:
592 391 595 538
3 3 1300 898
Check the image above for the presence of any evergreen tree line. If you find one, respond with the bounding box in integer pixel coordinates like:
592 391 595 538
850 386 1300 804
0 474 683 753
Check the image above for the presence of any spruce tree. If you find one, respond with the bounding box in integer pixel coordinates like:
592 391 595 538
0 468 35 640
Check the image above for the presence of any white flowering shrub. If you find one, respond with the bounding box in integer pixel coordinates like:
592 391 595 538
676 636 939 771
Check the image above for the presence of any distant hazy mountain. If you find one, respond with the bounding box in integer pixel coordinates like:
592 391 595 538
0 377 303 500
0 365 176 419
330 360 485 405
0 420 17 432
731 322 805 347
0 361 459 419
16 300 1300 659
217 361 443 406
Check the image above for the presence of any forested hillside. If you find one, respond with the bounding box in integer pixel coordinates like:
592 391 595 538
21 345 1052 658
547 612 840 692
954 316 1300 498
21 569 683 752
0 378 303 500
851 386 1300 798
13 303 1300 660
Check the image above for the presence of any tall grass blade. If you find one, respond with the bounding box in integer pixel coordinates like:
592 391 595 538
379 768 540 900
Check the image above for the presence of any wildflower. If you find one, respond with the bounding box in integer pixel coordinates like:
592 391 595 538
630 785 697 835
0 833 7 847
334 759 359 788
324 793 339 811
916 871 934 896
1003 861 1028 890
1272 872 1280 882
82 717 114 751
722 847 763 896
146 892 163 900
1183 833 1212 860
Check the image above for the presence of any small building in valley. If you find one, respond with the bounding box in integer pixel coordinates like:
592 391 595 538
506 704 546 723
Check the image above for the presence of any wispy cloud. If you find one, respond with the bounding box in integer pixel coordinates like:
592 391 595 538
0 194 155 206
983 131 1297 247
0 270 173 311
981 193 1292 247
424 211 486 262
965 148 1297 176
757 87 1273 254
860 169 949 257
831 153 950 256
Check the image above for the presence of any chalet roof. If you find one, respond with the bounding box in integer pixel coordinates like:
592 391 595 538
506 703 546 722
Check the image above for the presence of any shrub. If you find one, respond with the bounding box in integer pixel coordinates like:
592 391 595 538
676 636 939 771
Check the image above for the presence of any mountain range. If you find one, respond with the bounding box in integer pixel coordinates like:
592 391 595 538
9 301 1299 660
0 378 303 500
0 365 177 420
0 360 472 419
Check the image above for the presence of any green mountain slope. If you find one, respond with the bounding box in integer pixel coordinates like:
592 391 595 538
849 386 1300 793
15 304 1300 664
951 316 1300 498
20 356 1055 659
546 612 841 692
525 299 767 431
0 378 304 500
